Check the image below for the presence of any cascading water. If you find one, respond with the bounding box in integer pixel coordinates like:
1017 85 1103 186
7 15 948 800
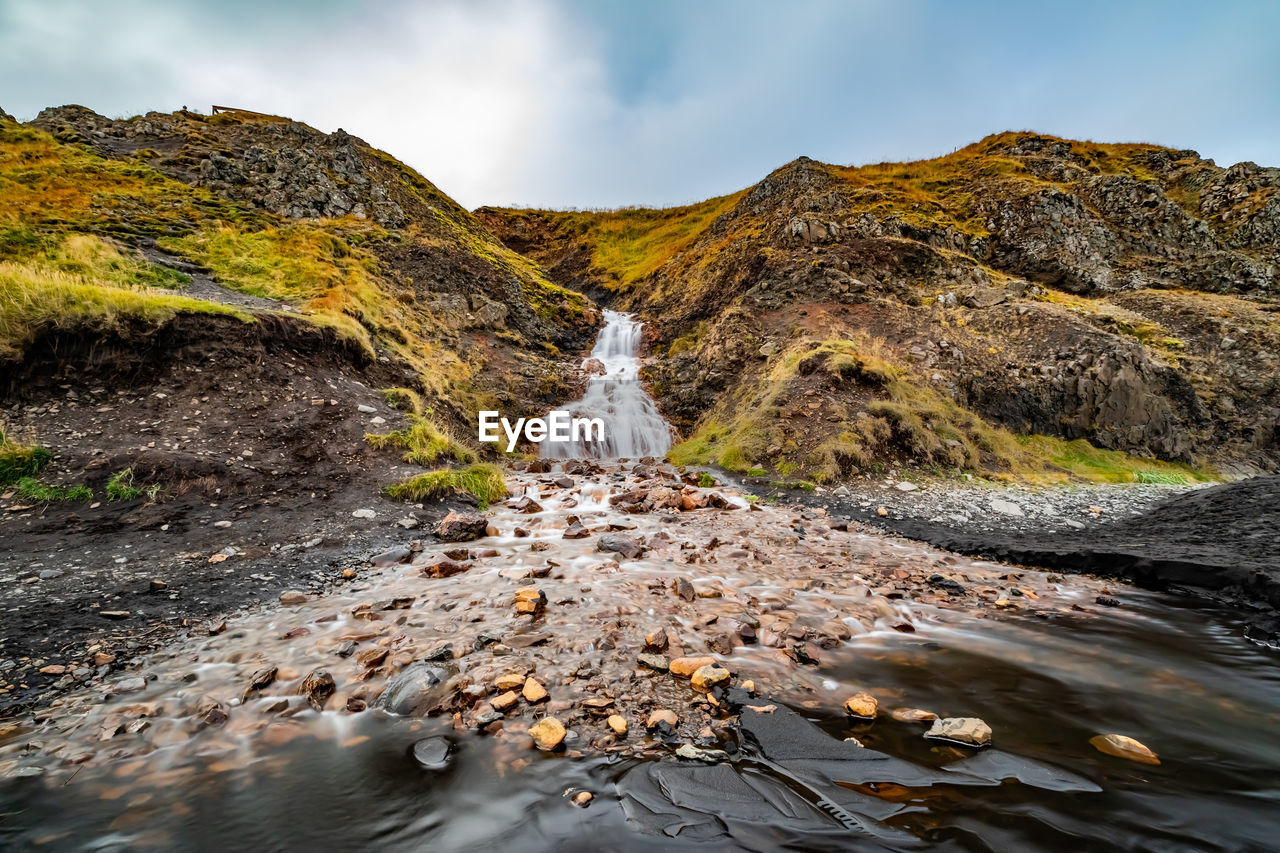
542 309 674 459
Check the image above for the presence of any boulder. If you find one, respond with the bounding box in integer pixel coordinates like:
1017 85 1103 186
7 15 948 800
436 511 488 542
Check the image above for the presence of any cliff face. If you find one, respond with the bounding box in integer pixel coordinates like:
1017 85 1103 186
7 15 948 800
481 133 1280 480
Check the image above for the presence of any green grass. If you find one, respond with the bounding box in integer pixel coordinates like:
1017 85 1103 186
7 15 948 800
13 476 91 502
366 416 475 466
0 428 52 485
1017 436 1212 484
384 463 508 507
105 467 142 501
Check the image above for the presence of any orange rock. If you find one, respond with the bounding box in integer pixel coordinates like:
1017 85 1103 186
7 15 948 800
522 677 548 703
606 714 628 735
530 717 566 750
843 692 878 719
646 709 678 729
669 656 717 678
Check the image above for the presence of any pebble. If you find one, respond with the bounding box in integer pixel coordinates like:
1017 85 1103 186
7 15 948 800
569 790 593 807
522 677 548 703
843 692 878 719
989 499 1025 517
890 707 938 723
676 743 729 763
637 653 669 672
925 716 992 747
669 656 716 678
646 709 678 729
690 664 730 692
490 691 519 712
607 714 628 735
530 717 567 750
412 736 452 770
279 590 312 605
351 509 376 519
1090 733 1160 765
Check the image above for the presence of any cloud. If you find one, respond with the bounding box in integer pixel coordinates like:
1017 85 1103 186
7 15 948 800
2 0 1278 209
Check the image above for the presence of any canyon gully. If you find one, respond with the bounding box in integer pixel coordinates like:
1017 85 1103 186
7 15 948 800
1 315 1277 851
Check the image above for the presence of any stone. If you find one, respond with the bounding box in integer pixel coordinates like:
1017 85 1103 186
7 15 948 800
562 522 590 539
412 736 452 770
690 665 731 692
673 578 696 601
490 690 519 712
989 499 1025 517
279 590 312 605
570 790 593 807
669 656 717 678
646 709 678 729
113 676 146 693
643 629 669 653
596 534 643 559
419 556 469 578
925 717 992 747
397 516 419 529
376 663 451 715
99 610 131 620
895 481 919 492
299 669 336 710
358 404 377 413
514 587 546 616
436 510 489 542
149 579 168 592
213 520 233 528
530 716 567 750
637 653 669 672
522 677 548 703
509 496 543 513
1090 733 1160 765
351 508 376 519
607 714 628 735
196 696 229 727
843 692 878 719
676 743 729 763
890 707 938 723
494 672 525 692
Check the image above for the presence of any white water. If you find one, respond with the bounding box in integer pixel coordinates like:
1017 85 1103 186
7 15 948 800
541 310 674 459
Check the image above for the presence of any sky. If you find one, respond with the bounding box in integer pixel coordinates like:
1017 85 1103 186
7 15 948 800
2 0 1278 210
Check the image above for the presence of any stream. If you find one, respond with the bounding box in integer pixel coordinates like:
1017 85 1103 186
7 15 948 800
1 314 1277 851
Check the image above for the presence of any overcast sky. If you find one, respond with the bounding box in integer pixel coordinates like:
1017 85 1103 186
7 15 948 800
3 0 1278 209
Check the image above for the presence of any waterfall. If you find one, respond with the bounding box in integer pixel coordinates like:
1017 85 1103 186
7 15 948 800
541 310 674 459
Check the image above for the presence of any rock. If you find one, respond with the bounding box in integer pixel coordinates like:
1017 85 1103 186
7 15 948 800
279 590 312 605
890 707 938 723
638 653 669 672
673 578 696 601
436 511 489 542
242 666 278 700
99 610 131 620
583 358 606 376
596 534 643 559
213 520 233 528
39 664 66 675
646 709 678 729
376 663 452 715
149 579 168 592
989 499 1025 517
418 556 470 578
93 653 116 666
522 677 548 703
196 696 229 727
530 716 567 750
927 574 966 595
412 736 452 770
358 404 377 413
690 665 731 692
351 508 376 519
843 692 878 719
925 717 992 747
490 690 519 712
397 516 419 529
562 522 590 539
570 790 593 807
514 587 546 616
607 714 629 735
299 669 336 710
670 656 717 678
676 743 729 763
895 482 919 492
494 672 525 692
1090 733 1160 765
643 629 669 654
1095 595 1120 607
876 506 889 517
112 676 146 694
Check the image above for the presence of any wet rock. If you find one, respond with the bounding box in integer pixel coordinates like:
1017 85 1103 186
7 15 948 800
676 743 729 763
596 534 643 559
514 587 547 617
926 717 992 747
494 672 525 692
643 629 669 654
927 574 966 594
843 692 878 720
673 578 696 601
607 714 629 735
647 709 678 729
670 656 717 678
436 511 489 542
1090 733 1160 765
196 696 229 727
690 665 731 692
279 590 312 605
522 677 548 703
300 669 336 710
508 496 543 513
412 736 453 770
638 653 669 672
569 790 593 807
1095 595 1121 607
241 666 278 701
490 690 519 712
419 556 469 578
376 663 452 715
890 707 938 723
112 676 146 694
530 716 567 750
562 521 590 539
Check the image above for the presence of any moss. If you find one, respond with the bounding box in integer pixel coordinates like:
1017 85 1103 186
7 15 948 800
0 429 53 484
384 463 508 507
105 467 143 501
